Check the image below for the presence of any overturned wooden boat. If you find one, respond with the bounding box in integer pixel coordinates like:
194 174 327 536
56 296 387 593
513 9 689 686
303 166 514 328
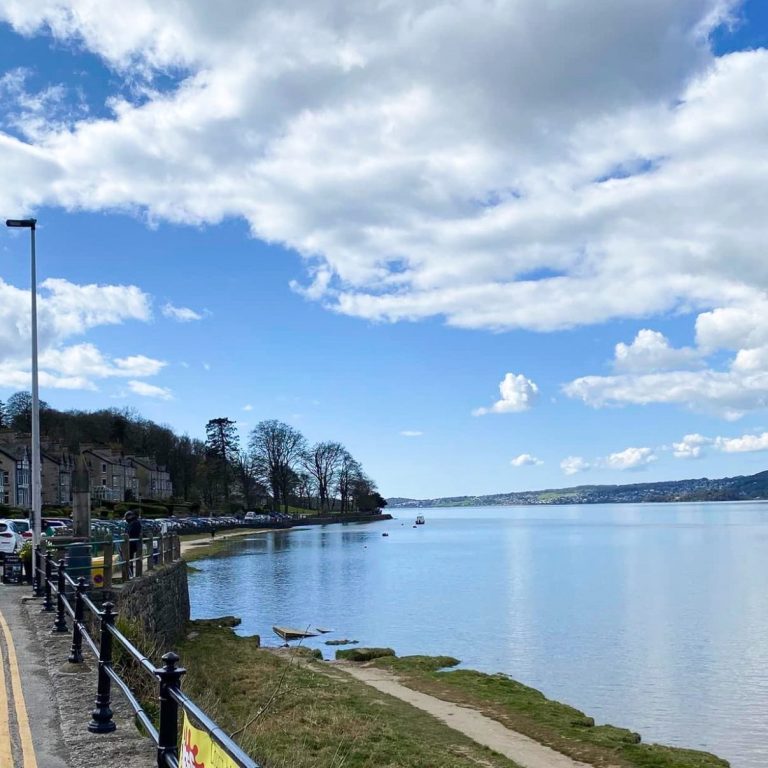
273 626 318 641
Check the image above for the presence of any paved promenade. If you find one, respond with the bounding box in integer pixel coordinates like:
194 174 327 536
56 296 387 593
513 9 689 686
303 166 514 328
0 583 154 768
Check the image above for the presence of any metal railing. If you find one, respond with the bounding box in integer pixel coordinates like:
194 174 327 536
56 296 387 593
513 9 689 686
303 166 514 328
31 539 260 768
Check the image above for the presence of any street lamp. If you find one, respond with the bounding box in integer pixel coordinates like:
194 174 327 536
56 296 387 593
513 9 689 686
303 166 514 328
5 218 42 551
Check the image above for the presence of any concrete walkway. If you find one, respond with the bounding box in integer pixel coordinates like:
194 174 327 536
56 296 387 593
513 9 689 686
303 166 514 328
340 664 593 768
0 583 70 768
0 582 155 768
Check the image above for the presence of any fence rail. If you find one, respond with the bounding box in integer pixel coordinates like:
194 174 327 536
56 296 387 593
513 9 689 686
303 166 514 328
30 538 260 768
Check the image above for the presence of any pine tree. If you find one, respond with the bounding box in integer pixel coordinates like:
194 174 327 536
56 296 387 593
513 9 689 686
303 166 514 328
205 418 240 505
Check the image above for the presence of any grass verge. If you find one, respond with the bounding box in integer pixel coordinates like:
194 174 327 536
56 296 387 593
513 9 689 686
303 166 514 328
371 656 729 768
179 624 522 768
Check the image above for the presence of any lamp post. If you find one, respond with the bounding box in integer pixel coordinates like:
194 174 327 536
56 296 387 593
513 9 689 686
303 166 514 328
5 218 41 550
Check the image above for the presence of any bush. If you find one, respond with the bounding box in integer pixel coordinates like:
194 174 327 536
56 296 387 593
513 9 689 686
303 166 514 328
335 647 396 662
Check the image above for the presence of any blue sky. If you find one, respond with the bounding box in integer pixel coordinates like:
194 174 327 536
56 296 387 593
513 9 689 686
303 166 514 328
1 1 768 498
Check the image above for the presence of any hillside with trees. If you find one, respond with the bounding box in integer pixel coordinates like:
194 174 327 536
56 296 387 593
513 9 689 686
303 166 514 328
0 392 385 514
388 470 768 508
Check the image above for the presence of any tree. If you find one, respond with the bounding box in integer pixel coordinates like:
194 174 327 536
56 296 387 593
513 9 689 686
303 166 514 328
205 418 240 505
248 420 307 513
303 441 345 513
233 449 261 509
5 391 50 432
335 450 361 513
351 472 387 512
0 400 6 429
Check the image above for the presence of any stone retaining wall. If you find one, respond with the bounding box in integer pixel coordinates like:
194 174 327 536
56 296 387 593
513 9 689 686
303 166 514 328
113 560 190 647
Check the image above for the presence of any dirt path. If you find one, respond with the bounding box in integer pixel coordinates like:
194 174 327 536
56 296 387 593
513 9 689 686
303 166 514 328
339 664 593 768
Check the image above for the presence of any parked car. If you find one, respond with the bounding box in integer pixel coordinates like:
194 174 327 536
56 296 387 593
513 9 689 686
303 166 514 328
0 520 23 557
8 519 33 541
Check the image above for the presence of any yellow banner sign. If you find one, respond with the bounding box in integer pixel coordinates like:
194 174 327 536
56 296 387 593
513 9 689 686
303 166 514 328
182 712 241 768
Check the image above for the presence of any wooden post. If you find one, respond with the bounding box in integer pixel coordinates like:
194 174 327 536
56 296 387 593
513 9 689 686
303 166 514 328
173 534 180 561
103 541 113 590
135 539 143 578
157 533 165 566
146 535 154 571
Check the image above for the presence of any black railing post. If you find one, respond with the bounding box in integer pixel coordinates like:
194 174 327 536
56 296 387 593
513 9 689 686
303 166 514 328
52 559 68 633
156 651 186 768
33 544 44 597
68 576 86 663
88 602 117 733
41 551 54 612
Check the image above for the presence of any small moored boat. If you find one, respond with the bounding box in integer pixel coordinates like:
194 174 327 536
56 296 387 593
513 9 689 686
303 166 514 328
273 626 318 641
415 515 426 525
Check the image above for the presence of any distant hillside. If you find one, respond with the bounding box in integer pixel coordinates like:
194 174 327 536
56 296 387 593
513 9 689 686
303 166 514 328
388 469 768 507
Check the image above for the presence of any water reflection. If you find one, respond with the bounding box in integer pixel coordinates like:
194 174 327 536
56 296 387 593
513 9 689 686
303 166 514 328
188 504 768 767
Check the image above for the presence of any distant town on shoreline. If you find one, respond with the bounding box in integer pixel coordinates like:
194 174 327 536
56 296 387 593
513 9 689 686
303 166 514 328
389 468 768 507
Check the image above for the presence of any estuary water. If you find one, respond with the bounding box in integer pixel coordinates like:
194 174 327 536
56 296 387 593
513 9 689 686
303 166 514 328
188 503 768 767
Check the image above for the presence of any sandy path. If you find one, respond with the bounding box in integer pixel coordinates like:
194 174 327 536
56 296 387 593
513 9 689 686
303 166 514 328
179 528 271 556
339 665 593 768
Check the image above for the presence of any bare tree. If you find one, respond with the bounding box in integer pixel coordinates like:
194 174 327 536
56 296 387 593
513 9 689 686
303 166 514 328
335 450 362 513
303 441 345 513
248 420 308 513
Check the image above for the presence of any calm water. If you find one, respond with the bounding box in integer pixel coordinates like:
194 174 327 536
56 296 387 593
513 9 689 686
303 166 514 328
188 503 768 767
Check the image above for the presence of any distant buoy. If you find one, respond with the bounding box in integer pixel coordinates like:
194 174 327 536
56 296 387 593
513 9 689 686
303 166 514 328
382 532 389 537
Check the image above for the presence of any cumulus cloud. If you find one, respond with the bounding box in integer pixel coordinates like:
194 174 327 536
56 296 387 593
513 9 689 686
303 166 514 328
128 380 173 400
400 430 423 437
510 453 542 467
614 330 700 373
473 373 539 416
714 432 768 453
604 446 657 470
162 303 204 322
0 0 763 342
0 276 159 390
672 433 711 458
564 301 768 419
561 456 590 475
242 404 254 412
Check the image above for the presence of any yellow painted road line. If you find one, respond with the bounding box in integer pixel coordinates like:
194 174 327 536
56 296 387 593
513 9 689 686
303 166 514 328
0 610 37 768
0 627 13 768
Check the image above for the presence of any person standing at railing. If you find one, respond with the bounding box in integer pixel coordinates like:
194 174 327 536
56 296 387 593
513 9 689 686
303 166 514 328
124 510 142 576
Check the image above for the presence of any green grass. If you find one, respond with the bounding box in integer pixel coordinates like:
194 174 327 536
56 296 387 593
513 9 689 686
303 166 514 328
372 657 729 768
335 647 396 662
179 625 522 768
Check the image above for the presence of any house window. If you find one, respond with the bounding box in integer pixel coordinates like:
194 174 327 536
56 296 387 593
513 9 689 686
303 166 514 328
102 479 107 486
101 463 107 473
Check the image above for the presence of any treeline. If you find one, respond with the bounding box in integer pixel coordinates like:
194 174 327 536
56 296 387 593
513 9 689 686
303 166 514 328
0 393 385 513
204 417 386 513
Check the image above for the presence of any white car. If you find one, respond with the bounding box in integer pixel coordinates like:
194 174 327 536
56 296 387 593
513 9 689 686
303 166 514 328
0 520 23 556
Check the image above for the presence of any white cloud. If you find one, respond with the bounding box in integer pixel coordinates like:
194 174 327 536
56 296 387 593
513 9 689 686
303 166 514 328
0 0 763 342
473 372 539 416
127 380 173 400
614 330 700 373
202 363 211 371
714 432 768 453
243 404 254 412
400 430 423 437
510 453 542 467
672 433 711 458
565 360 768 420
604 446 657 470
561 456 590 476
162 303 204 322
0 277 157 390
